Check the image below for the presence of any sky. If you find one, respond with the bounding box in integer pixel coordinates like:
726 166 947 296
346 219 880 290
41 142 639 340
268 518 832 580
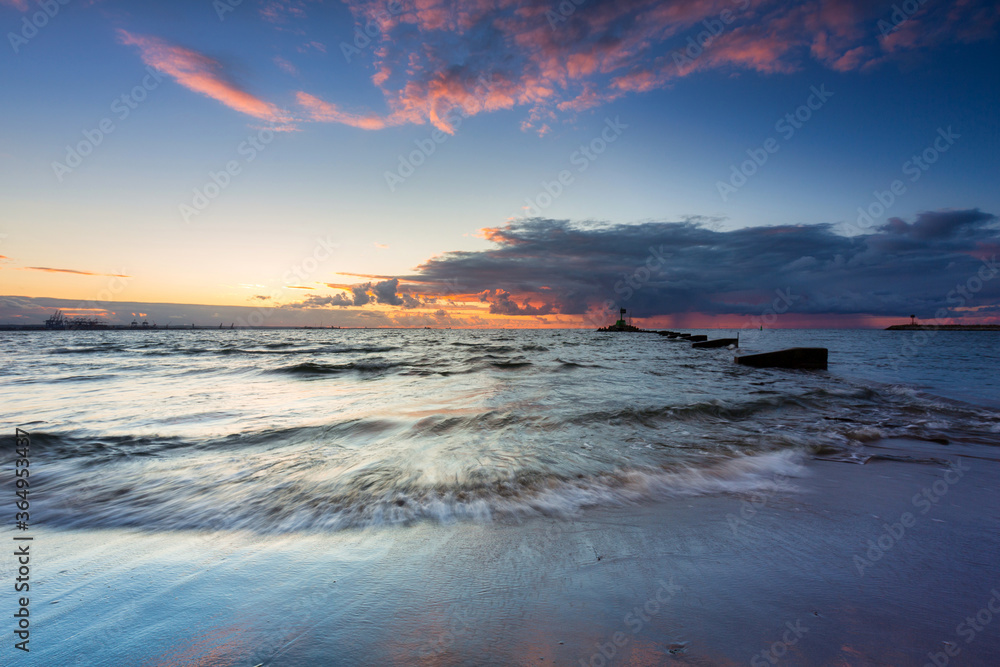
1 0 999 328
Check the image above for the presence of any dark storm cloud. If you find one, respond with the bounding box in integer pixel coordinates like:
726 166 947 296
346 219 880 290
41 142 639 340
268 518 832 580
478 289 556 316
351 283 372 306
292 278 424 310
296 293 354 308
407 210 1000 319
878 209 997 244
372 278 404 306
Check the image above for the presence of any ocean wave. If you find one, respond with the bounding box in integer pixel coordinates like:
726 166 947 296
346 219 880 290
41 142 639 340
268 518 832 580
490 360 533 369
572 395 801 427
553 358 605 370
7 329 999 539
28 451 807 534
269 360 402 375
135 344 404 356
49 345 125 354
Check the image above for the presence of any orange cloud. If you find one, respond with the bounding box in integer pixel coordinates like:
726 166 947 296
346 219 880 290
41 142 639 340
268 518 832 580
25 267 130 277
295 91 403 130
118 30 293 126
333 272 395 279
297 67 520 134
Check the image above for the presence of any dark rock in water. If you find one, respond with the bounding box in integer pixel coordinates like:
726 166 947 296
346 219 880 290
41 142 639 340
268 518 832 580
687 335 708 342
596 322 645 332
692 337 738 348
735 347 828 370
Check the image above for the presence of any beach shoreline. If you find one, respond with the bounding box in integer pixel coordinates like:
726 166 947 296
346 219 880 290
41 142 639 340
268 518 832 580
9 437 998 666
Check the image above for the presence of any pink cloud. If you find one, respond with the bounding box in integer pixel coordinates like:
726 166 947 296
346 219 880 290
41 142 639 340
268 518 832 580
827 45 869 71
297 40 327 54
273 55 298 76
879 0 999 54
298 67 521 134
260 0 309 24
296 91 402 130
118 30 293 126
293 0 997 133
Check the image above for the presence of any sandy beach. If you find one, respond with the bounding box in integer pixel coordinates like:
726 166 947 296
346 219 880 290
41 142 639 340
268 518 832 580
10 437 996 666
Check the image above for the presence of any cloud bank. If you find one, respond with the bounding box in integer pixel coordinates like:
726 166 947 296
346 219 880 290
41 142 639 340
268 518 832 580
298 0 999 133
399 210 1000 321
109 1 997 133
4 212 998 327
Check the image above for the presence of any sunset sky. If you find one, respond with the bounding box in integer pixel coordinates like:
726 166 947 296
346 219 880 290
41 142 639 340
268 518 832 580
2 0 999 327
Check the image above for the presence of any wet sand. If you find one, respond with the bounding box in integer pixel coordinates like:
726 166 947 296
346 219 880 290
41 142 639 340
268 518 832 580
13 438 1000 666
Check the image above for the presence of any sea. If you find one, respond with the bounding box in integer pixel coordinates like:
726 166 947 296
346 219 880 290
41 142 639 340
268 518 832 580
2 328 998 534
